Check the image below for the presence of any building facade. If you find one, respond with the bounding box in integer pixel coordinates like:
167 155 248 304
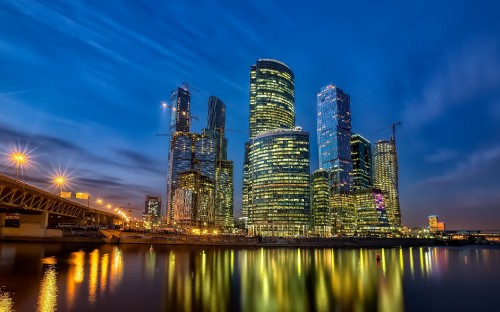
351 134 372 190
249 59 295 139
373 139 401 228
317 84 353 192
207 96 226 134
354 188 390 235
145 195 162 220
311 169 332 236
247 128 310 236
169 86 191 133
215 160 234 228
166 132 216 225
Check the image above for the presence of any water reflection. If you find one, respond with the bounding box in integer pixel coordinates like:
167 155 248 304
37 265 57 312
0 289 14 312
1 244 500 311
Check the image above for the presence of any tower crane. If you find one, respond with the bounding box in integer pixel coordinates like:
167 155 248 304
376 121 402 144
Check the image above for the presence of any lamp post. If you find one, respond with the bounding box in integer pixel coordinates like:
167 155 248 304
10 150 28 179
52 174 68 196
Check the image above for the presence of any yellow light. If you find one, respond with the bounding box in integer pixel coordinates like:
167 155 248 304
96 198 103 205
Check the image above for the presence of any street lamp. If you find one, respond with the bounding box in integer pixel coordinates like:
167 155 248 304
52 174 68 195
9 149 28 179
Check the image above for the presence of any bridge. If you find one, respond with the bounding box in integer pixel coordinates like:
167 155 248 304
0 172 125 237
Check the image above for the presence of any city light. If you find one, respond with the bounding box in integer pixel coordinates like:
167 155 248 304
5 145 33 178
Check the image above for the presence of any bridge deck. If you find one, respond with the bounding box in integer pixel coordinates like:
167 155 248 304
0 172 122 219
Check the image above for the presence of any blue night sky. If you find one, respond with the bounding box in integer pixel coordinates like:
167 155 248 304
1 0 500 229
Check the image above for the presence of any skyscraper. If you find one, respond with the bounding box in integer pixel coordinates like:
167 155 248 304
207 96 226 134
311 169 332 236
170 86 191 133
202 95 233 229
249 59 295 139
215 160 233 228
373 139 401 228
317 84 353 192
351 134 372 190
247 128 310 236
244 59 296 224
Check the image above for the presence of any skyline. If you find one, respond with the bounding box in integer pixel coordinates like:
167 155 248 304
1 0 500 229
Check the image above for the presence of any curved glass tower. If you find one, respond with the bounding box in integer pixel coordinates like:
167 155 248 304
373 139 401 228
247 128 310 236
249 59 295 139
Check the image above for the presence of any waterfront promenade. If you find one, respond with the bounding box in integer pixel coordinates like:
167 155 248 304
0 230 439 247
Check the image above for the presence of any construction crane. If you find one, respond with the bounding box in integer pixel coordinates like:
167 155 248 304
376 121 402 144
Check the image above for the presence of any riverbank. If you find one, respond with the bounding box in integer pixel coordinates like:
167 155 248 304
0 231 444 247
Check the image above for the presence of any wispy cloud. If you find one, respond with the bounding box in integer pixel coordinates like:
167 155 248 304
424 148 458 163
417 146 500 186
402 40 500 128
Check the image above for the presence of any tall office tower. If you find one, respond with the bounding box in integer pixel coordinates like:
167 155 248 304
247 128 310 236
317 84 353 192
166 132 216 225
169 86 191 133
244 59 296 223
373 139 401 228
215 160 234 228
203 95 233 229
249 59 295 139
428 215 439 233
207 96 226 134
311 169 332 236
351 134 372 190
354 188 390 235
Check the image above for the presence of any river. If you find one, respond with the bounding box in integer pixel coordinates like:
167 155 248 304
1 243 499 311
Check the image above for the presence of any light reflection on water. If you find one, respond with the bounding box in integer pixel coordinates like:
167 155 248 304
0 243 499 311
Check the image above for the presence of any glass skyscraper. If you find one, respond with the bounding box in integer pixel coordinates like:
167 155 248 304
207 96 226 134
202 95 233 229
247 128 310 236
351 134 372 190
317 84 353 192
249 59 295 139
373 139 401 228
170 86 191 133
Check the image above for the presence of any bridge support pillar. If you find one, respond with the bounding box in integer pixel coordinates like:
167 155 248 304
0 213 5 227
0 212 61 237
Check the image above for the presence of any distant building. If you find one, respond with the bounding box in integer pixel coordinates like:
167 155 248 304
351 134 372 190
317 84 352 192
247 128 310 236
373 139 401 228
145 195 162 226
311 170 332 236
169 86 191 132
429 215 439 232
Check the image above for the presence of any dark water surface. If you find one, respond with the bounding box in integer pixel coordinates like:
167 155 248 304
1 243 499 311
